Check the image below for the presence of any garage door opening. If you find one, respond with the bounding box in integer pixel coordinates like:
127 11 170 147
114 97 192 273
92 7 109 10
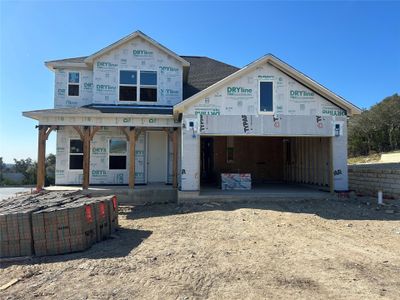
200 136 332 194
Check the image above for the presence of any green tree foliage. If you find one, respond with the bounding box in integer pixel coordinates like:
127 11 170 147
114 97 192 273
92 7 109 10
0 157 4 181
45 153 56 186
348 94 400 157
12 154 56 185
14 158 37 185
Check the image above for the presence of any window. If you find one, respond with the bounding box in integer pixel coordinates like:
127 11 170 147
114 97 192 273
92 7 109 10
109 139 127 170
119 70 137 101
68 72 80 96
69 139 83 169
118 70 157 102
259 81 273 113
140 71 157 102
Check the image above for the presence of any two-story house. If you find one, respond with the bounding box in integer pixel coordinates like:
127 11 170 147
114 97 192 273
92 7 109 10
23 30 361 202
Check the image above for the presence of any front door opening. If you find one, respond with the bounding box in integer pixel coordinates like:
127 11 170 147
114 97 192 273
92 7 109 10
147 131 167 183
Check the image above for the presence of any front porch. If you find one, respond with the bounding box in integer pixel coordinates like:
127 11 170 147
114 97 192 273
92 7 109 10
45 183 177 204
23 105 180 191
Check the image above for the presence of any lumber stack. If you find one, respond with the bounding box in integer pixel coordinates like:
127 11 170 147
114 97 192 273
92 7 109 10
0 191 118 258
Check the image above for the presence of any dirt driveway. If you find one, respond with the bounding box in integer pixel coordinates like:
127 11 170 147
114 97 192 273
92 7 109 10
1 198 399 299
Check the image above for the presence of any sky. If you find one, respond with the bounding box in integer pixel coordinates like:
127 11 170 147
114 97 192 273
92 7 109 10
0 0 399 163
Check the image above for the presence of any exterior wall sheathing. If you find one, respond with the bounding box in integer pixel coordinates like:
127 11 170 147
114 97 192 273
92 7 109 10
180 59 349 192
56 126 176 186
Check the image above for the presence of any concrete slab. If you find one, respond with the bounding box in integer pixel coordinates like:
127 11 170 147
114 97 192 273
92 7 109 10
179 183 331 204
46 184 177 205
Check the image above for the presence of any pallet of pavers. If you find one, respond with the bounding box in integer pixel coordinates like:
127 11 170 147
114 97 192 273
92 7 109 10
221 173 252 190
0 191 118 258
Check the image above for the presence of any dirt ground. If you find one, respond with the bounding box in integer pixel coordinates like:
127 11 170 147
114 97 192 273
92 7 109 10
1 197 400 299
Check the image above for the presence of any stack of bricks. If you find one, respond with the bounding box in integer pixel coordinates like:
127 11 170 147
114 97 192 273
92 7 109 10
0 208 35 257
0 192 118 258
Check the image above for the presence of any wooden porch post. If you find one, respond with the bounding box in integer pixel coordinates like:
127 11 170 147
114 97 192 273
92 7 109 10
172 128 178 188
120 126 136 189
36 125 57 191
36 126 46 190
82 127 91 189
128 127 136 189
73 126 100 190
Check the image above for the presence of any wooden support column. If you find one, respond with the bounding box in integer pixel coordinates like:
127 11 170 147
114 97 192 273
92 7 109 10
36 125 57 190
128 127 136 189
36 126 47 190
72 126 99 189
82 127 91 189
172 128 178 188
121 126 136 189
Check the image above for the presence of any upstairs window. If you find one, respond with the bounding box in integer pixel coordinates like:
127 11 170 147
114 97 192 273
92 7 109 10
69 139 83 169
119 70 137 101
109 139 127 170
140 71 157 102
118 70 157 102
68 72 80 96
259 81 273 113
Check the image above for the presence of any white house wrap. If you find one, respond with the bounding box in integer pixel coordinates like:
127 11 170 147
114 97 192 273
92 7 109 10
23 30 361 199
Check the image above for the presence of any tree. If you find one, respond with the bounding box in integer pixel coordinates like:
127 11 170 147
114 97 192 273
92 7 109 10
14 158 37 184
0 157 4 182
45 153 56 186
348 94 400 157
12 154 56 186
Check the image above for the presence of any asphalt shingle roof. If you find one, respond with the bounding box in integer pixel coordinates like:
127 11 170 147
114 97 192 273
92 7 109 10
46 55 239 100
181 56 239 99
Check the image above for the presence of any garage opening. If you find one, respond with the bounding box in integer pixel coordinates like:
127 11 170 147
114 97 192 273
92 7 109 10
200 136 332 193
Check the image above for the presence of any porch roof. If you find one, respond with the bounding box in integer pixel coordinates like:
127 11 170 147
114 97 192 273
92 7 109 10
23 104 173 120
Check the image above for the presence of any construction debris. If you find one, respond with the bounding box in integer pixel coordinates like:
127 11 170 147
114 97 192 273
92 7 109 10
0 191 118 258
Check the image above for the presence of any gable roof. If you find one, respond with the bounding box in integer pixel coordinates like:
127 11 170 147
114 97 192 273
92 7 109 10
181 56 239 99
84 30 190 66
174 54 362 116
45 30 189 70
